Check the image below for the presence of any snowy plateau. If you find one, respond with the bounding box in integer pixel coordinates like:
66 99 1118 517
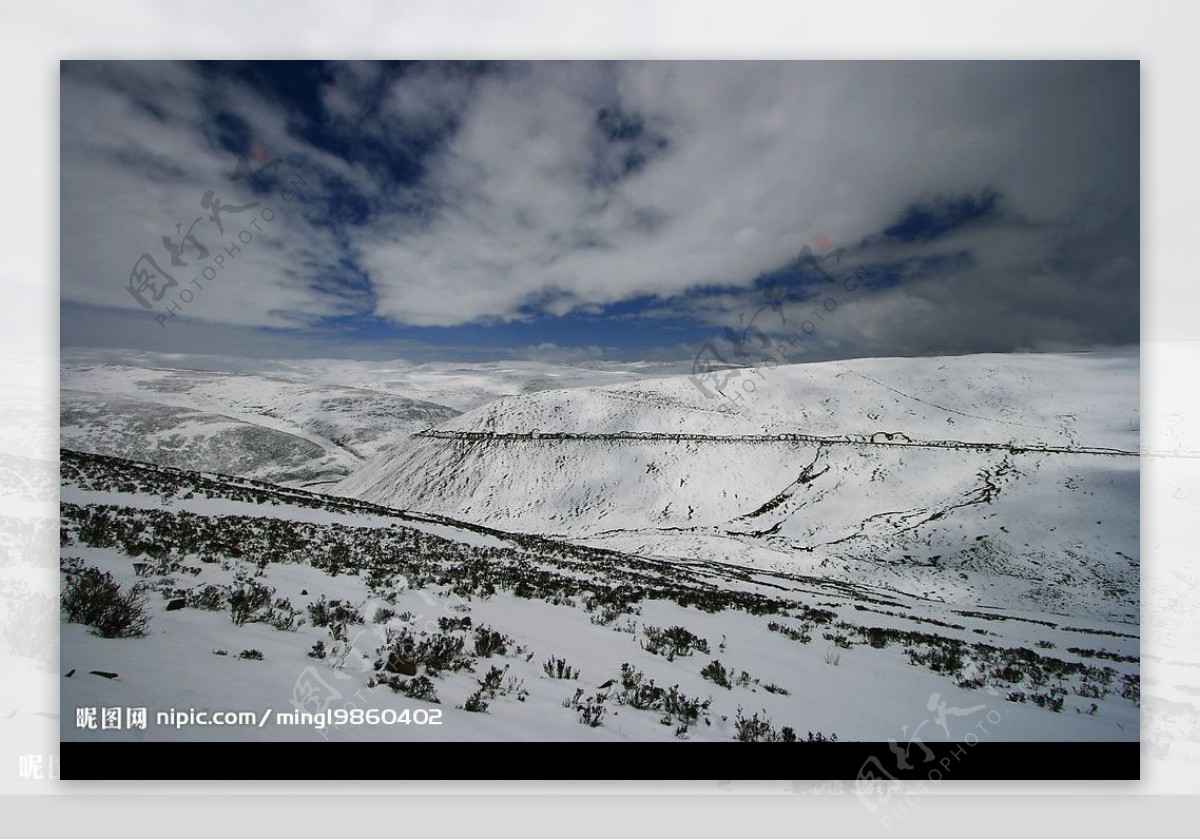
59 348 1139 743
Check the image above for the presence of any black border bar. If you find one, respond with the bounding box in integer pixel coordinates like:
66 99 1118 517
61 741 1139 781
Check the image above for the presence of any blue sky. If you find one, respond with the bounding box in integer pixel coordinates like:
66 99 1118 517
60 61 1139 364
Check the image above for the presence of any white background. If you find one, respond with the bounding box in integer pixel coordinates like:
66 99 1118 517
1 1 1197 836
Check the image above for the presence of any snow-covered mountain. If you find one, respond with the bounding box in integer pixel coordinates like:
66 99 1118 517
60 353 658 487
60 448 1139 743
56 348 1141 743
337 351 1139 621
61 365 458 487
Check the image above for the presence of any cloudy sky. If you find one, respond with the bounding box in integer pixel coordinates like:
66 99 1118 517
60 60 1139 364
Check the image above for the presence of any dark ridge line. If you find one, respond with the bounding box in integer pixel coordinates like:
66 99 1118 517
412 430 1137 457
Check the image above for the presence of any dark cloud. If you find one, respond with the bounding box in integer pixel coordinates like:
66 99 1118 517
60 60 1139 362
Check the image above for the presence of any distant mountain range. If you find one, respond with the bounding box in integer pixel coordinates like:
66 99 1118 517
58 348 1140 742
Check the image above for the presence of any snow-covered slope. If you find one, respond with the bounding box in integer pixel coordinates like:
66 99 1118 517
337 351 1138 621
61 363 460 486
60 449 1139 743
404 351 1135 445
60 352 661 487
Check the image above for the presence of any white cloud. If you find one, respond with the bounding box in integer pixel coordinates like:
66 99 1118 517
355 61 1137 334
60 63 370 331
60 61 1138 359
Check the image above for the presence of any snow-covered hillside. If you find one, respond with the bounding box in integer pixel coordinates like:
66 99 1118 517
56 349 1141 744
60 352 660 487
398 351 1137 447
60 449 1138 743
337 351 1138 621
60 364 459 487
